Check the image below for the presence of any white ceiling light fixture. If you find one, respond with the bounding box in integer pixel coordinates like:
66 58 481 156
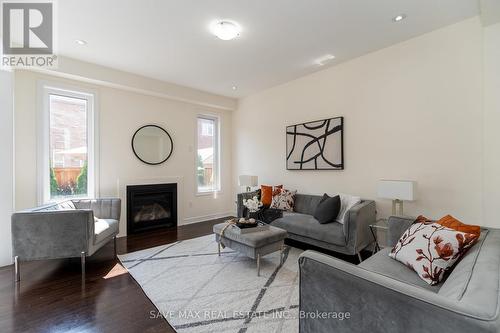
210 20 241 40
314 54 335 66
232 85 238 91
75 39 87 45
392 14 407 22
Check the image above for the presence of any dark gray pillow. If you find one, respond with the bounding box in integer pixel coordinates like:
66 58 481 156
313 194 341 224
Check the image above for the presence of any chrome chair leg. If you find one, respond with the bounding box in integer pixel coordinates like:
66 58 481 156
14 256 20 282
280 245 285 265
257 254 261 277
357 252 363 263
81 252 86 278
114 236 117 258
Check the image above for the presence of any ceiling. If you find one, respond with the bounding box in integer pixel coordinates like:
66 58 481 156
58 0 479 98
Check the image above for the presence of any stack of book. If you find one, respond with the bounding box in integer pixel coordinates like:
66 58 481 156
233 222 269 234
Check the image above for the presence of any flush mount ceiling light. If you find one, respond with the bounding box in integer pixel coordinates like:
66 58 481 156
75 39 87 45
392 14 407 22
315 54 336 66
210 20 241 40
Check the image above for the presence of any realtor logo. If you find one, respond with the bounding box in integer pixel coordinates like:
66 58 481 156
1 1 57 67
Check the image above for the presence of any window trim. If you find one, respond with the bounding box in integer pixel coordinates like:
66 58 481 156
195 114 221 195
37 81 100 205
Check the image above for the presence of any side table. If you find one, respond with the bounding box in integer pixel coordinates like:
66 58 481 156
369 218 388 254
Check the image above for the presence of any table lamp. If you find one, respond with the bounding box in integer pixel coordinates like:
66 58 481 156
239 175 258 192
377 180 416 216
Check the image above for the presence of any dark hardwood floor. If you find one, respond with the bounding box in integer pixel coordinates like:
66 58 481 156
0 218 227 333
0 218 369 333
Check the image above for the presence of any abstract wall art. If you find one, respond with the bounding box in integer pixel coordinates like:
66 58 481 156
286 117 344 170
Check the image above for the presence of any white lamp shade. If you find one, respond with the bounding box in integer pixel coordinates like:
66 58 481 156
239 175 258 187
378 180 416 201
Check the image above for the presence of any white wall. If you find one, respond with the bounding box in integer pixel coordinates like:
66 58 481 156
9 16 499 252
34 56 237 111
0 70 14 266
233 17 484 223
14 70 234 237
483 22 500 227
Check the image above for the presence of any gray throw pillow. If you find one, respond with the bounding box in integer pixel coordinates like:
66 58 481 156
313 194 341 224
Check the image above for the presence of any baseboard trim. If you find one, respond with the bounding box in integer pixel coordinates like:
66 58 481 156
182 211 234 225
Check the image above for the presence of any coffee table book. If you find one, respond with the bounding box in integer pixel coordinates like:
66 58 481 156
233 222 269 234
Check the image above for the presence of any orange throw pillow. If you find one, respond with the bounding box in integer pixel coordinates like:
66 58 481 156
436 215 480 236
260 185 282 207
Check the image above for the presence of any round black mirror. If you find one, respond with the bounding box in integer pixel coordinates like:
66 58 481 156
131 125 173 165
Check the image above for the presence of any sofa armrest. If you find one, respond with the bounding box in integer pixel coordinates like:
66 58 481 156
72 198 121 220
11 210 94 261
236 191 259 218
298 251 499 333
343 200 376 254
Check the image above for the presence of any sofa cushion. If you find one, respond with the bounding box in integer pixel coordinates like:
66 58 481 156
313 194 340 224
272 212 346 246
438 229 488 299
359 248 441 292
94 218 119 244
293 194 324 215
440 228 500 319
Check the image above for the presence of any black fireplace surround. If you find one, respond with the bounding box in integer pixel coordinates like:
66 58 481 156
127 183 177 234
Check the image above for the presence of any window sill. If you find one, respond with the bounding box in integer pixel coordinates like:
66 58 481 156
44 195 92 204
196 190 223 197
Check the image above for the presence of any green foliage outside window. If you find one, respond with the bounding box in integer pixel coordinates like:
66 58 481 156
197 154 205 185
50 168 59 196
75 161 88 195
50 162 88 197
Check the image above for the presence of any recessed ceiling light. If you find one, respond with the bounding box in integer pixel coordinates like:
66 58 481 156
232 86 238 91
315 54 335 66
392 14 407 22
75 39 87 45
210 20 241 40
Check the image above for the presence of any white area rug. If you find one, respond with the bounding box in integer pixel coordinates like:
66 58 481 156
118 234 302 333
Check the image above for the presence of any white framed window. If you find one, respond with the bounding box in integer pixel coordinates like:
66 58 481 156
196 115 220 194
201 122 214 136
37 82 99 204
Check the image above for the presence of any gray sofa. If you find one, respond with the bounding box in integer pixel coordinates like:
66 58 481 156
299 216 500 333
11 198 121 281
237 192 376 260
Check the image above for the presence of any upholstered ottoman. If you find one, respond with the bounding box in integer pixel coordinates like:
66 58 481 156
213 222 288 276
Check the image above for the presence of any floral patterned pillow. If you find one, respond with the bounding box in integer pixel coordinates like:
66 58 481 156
389 216 479 285
270 189 297 211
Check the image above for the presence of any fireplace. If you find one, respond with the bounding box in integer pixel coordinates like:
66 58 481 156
127 183 177 234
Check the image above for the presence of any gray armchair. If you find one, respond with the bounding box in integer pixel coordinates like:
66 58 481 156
11 198 121 281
